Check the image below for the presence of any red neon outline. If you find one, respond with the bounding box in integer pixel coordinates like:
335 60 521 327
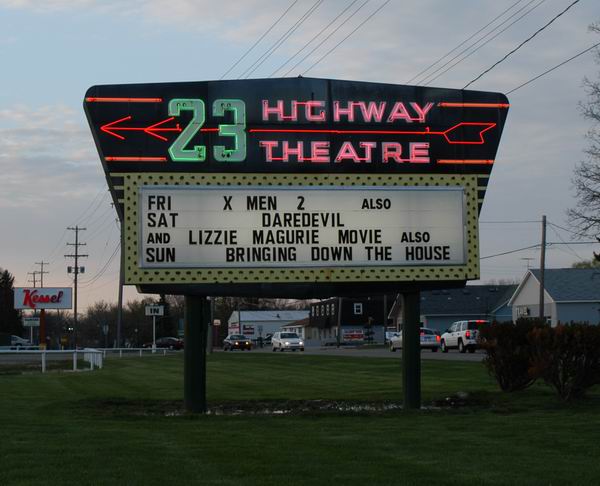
105 157 167 162
86 97 163 103
249 122 496 145
101 116 182 141
437 159 494 165
438 102 509 108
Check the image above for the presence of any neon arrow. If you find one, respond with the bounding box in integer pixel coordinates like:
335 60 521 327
101 116 182 141
249 122 497 145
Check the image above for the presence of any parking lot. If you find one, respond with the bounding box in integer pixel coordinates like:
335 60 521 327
228 345 485 361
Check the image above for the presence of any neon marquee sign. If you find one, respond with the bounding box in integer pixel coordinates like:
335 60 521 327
84 78 509 172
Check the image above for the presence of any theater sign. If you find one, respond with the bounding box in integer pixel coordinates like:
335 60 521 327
84 77 509 297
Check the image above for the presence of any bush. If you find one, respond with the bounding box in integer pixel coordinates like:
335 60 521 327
478 320 544 392
528 324 600 401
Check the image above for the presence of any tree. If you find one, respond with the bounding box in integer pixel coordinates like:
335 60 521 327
0 268 22 335
571 259 600 269
569 23 600 263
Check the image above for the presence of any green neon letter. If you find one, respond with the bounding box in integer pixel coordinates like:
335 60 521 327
168 98 206 162
213 99 246 162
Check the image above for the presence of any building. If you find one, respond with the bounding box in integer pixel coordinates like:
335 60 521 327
227 310 310 339
309 296 394 344
509 268 600 326
388 285 516 333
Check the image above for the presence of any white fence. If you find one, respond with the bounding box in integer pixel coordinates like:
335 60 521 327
0 347 178 374
0 348 103 373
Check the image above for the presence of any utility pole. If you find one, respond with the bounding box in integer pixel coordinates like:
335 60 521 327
27 271 38 288
26 271 38 344
65 226 88 348
538 215 547 321
34 261 49 287
35 261 49 349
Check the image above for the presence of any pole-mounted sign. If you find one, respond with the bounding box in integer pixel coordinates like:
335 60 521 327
84 77 508 299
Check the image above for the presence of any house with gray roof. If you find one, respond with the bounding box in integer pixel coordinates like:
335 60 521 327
509 268 600 326
389 285 516 333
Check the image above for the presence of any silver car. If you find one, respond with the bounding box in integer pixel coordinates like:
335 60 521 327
389 328 440 352
271 332 304 352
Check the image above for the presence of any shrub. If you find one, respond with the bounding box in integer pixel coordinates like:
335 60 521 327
478 320 543 392
528 324 600 401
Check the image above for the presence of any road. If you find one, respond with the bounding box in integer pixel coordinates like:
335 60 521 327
233 345 484 362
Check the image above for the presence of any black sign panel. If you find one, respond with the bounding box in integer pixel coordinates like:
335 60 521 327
84 77 509 176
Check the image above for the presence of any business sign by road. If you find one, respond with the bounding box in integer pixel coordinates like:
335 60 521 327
84 77 508 298
22 317 40 328
14 288 73 310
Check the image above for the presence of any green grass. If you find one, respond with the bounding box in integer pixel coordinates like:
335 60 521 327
1 353 599 485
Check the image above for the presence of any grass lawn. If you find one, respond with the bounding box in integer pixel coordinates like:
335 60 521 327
1 353 599 485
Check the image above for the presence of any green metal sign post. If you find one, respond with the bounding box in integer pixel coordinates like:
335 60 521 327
184 296 209 413
402 291 421 410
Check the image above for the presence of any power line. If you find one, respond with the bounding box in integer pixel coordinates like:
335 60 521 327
482 241 598 260
406 0 525 84
480 219 541 224
302 0 391 76
481 244 541 260
463 0 581 89
549 225 584 261
240 0 324 79
420 0 546 86
282 0 370 77
507 42 600 94
220 0 299 80
79 242 120 288
270 0 360 77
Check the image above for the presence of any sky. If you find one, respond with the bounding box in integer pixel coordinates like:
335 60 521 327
1 0 599 311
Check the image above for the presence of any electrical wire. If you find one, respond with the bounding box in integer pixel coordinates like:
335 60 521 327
282 0 370 77
507 42 600 94
270 0 360 77
480 220 541 224
549 225 585 261
71 187 106 226
220 0 299 79
406 0 525 84
481 244 541 260
463 0 581 89
302 0 391 75
79 242 120 288
420 0 546 86
240 0 324 79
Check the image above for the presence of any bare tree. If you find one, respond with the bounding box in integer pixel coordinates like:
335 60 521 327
569 23 600 262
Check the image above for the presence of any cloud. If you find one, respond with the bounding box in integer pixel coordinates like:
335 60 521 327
0 104 100 208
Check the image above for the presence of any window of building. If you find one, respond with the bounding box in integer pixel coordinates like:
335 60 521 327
354 303 363 315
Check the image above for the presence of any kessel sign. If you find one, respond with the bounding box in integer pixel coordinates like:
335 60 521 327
84 77 509 298
14 287 73 310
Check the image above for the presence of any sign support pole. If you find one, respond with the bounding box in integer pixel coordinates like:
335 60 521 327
184 295 209 413
402 291 421 410
152 315 156 353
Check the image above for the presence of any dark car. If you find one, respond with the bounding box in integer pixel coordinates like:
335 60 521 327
223 334 252 351
143 337 184 350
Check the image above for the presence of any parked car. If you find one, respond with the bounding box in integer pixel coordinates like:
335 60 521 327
223 334 252 351
143 337 184 350
440 320 488 353
389 328 440 352
11 335 32 348
271 332 304 352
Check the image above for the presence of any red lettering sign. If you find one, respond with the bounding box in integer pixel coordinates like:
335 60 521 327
22 289 64 309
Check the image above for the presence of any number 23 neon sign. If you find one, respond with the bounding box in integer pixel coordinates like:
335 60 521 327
168 98 246 163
